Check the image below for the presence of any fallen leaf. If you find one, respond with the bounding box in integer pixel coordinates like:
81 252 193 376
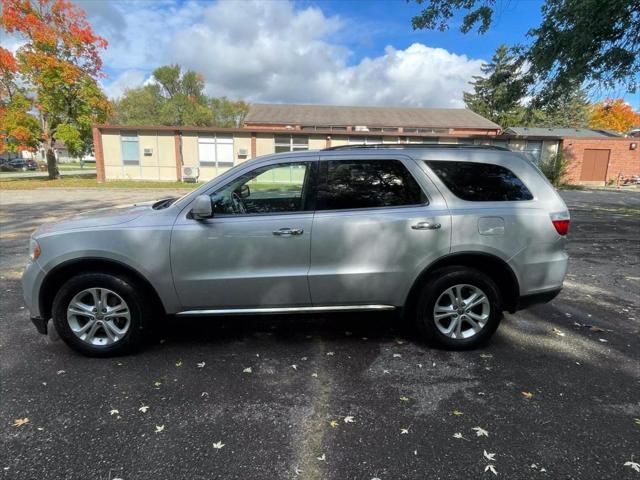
480 353 493 359
521 391 534 400
552 328 566 337
201 392 209 397
453 432 468 440
109 409 119 416
452 410 464 416
472 426 489 437
317 453 326 461
393 353 402 358
400 428 409 434
598 338 608 343
197 362 206 368
212 441 225 449
329 420 339 428
311 373 318 378
139 405 149 413
243 367 252 373
291 364 298 370
12 418 29 427
326 352 335 356
175 361 183 367
383 369 390 374
56 370 65 375
484 464 498 475
399 396 410 402
483 450 496 461
294 466 303 475
589 326 605 332
301 357 308 361
153 381 162 388
155 425 165 433
625 461 640 473
634 418 640 426
344 416 355 423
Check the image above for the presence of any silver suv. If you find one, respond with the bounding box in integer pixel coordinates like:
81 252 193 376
22 145 569 356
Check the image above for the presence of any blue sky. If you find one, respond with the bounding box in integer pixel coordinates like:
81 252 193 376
69 0 636 107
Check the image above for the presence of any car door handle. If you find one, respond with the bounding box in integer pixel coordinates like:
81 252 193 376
411 222 441 230
273 227 304 236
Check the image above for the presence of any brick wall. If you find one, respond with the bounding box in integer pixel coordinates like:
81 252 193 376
562 137 640 184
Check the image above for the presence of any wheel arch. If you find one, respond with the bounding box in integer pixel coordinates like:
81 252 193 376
39 258 167 320
405 252 520 314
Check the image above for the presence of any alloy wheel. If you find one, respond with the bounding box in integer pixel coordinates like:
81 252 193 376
66 288 131 346
432 284 490 340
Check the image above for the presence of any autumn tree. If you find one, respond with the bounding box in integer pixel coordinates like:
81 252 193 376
210 97 249 128
0 47 41 154
588 99 640 133
1 0 111 178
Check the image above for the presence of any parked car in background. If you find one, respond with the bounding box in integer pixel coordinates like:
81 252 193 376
6 159 38 171
22 144 570 356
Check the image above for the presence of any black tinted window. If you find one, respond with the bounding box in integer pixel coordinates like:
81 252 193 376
426 161 533 201
317 160 427 210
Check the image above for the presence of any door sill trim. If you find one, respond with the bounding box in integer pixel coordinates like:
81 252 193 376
176 305 396 316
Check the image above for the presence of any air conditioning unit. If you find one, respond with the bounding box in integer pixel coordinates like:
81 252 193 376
181 166 200 183
354 125 369 132
238 148 248 157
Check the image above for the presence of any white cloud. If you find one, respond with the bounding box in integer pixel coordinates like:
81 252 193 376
88 0 484 107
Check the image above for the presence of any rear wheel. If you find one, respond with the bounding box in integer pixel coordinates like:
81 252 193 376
414 266 502 349
52 273 150 357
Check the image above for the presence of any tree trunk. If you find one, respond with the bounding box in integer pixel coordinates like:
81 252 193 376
46 147 59 179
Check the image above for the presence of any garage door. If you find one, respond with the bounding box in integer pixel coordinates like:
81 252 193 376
580 149 610 181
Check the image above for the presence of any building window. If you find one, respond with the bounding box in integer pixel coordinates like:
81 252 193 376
524 140 543 161
348 136 383 145
457 138 475 145
198 134 234 167
274 135 309 153
121 131 139 165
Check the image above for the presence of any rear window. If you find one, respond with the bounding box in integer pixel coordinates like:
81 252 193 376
426 161 533 201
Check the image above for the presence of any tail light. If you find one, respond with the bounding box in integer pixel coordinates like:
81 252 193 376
550 212 570 235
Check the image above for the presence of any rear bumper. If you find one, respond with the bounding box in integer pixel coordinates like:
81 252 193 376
513 287 562 312
31 316 48 335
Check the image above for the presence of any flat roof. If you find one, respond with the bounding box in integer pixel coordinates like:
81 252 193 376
505 127 623 138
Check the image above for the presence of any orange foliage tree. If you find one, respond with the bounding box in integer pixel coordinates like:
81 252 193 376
588 98 640 134
1 0 111 178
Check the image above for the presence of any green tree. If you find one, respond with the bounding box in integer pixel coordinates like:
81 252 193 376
113 65 248 127
411 0 639 100
463 45 529 127
531 87 590 128
210 97 250 128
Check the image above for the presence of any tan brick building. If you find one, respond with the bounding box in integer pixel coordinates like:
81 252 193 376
92 104 639 185
92 103 501 183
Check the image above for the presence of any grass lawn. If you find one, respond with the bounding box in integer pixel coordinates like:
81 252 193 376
0 175 202 190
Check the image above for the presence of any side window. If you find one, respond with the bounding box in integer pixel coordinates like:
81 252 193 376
316 159 427 210
211 162 312 215
121 131 139 165
426 161 533 201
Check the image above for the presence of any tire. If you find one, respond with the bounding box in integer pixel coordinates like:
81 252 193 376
52 273 151 357
414 266 502 349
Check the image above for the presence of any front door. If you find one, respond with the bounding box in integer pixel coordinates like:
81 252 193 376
308 156 451 307
171 160 315 310
580 149 610 182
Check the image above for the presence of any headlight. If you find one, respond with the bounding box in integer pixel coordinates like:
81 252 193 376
29 238 41 261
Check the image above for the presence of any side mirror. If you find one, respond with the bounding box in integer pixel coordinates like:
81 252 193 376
191 194 213 219
236 184 250 199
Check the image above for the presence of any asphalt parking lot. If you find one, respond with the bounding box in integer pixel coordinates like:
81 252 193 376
1 187 639 480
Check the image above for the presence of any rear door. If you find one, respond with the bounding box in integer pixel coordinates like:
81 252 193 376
308 155 451 307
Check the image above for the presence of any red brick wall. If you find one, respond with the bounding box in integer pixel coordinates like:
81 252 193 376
562 137 639 184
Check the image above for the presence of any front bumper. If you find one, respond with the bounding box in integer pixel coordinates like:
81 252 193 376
22 259 46 319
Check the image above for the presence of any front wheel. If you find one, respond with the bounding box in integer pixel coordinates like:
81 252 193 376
52 273 151 357
414 266 502 349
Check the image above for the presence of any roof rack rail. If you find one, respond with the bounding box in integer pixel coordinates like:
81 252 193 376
322 143 511 151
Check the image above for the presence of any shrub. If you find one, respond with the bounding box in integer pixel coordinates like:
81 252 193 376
539 152 568 187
